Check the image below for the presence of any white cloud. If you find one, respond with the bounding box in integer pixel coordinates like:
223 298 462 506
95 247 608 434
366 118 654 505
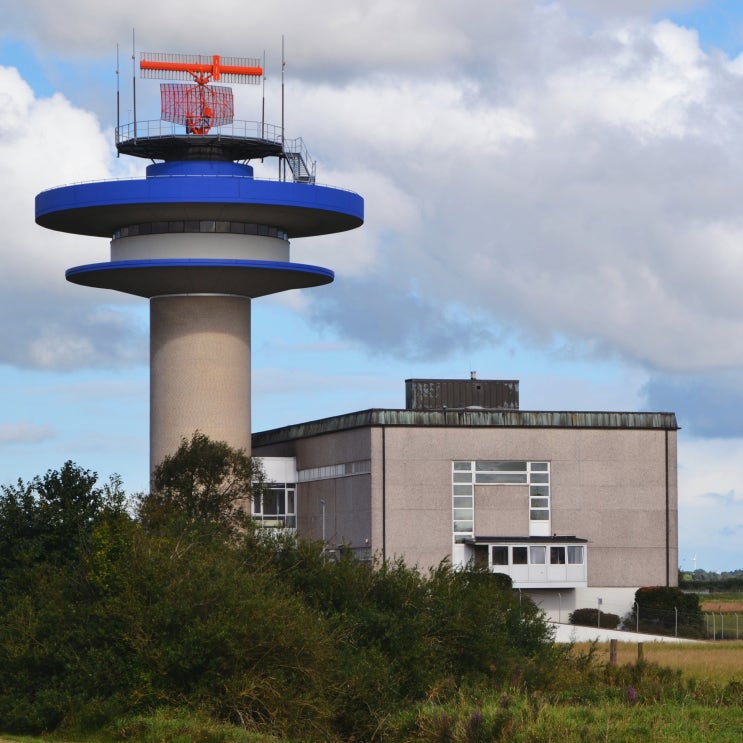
4 3 743 383
0 65 146 370
0 422 56 445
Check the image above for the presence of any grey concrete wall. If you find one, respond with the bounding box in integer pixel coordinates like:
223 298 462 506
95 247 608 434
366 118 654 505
289 428 373 553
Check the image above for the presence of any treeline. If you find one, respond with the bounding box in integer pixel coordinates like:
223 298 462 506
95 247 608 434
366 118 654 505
679 568 743 592
0 434 556 742
679 574 743 592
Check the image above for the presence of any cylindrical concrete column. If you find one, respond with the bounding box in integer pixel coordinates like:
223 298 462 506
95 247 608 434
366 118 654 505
150 294 251 471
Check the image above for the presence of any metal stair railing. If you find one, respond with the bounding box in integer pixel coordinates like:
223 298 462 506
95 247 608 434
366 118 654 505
282 137 316 183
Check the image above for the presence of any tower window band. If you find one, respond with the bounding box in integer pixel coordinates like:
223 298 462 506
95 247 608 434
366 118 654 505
113 221 288 240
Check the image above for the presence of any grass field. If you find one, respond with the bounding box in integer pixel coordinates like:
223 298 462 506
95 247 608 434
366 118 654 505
700 592 743 613
3 641 742 742
572 639 743 682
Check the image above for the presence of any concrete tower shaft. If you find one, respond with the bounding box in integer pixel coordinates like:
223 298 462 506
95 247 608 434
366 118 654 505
150 295 251 468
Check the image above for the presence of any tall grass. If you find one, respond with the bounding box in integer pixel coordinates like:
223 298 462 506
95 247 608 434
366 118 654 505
572 640 743 682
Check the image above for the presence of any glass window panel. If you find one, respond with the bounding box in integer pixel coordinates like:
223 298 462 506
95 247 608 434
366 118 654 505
287 491 295 514
530 497 549 508
453 472 473 483
512 546 528 564
476 461 527 471
473 544 489 569
454 534 468 544
530 546 546 564
550 547 566 565
530 462 549 471
530 473 549 484
453 508 473 520
530 509 550 521
264 490 285 515
453 520 473 533
475 473 527 484
252 493 262 515
453 461 472 471
491 546 508 565
453 485 473 495
568 546 584 564
530 485 549 497
453 496 473 508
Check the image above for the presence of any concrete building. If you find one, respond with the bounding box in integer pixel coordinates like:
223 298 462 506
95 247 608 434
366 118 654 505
254 377 678 622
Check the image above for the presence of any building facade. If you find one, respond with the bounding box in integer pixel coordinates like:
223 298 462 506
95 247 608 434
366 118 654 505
253 378 678 622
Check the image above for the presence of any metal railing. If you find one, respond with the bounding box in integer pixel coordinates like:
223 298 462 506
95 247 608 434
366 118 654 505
115 120 316 184
116 118 285 146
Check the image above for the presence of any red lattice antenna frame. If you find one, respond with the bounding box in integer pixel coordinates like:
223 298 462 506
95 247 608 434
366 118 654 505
140 52 263 134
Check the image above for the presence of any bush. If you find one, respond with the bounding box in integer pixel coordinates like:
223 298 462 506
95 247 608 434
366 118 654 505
0 442 558 742
569 607 620 629
623 586 704 638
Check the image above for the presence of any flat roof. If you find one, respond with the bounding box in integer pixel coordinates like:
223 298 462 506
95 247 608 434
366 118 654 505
252 408 679 447
466 536 589 544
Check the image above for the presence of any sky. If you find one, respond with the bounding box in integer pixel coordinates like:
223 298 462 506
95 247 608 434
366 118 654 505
1 0 743 571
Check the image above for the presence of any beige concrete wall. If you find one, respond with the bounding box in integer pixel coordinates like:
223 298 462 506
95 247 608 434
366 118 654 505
150 295 251 472
254 423 677 590
379 426 676 588
474 484 529 535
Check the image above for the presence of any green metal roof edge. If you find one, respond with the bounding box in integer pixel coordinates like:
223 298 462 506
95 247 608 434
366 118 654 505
252 408 679 447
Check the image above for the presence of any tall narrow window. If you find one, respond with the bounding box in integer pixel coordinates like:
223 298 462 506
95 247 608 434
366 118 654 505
452 461 474 543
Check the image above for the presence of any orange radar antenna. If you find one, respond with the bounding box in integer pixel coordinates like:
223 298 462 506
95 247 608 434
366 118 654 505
140 51 263 134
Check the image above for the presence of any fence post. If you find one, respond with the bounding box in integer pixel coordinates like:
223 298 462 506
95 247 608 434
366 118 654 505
637 642 644 662
674 606 678 638
720 612 724 641
610 639 617 665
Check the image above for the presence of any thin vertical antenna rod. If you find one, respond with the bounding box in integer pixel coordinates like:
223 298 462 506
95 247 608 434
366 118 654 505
116 44 120 157
281 35 285 181
132 29 137 139
261 50 266 139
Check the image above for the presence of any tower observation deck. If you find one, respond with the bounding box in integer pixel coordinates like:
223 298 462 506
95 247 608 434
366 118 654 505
35 50 364 470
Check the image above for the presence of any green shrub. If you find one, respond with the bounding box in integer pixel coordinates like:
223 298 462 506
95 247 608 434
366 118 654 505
569 607 620 629
623 586 704 637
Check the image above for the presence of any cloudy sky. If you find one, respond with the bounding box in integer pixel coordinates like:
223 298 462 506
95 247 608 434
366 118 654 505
2 0 743 571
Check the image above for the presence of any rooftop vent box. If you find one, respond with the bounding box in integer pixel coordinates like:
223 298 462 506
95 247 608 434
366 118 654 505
405 378 519 411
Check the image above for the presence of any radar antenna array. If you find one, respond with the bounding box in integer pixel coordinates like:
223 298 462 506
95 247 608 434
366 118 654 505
139 52 262 135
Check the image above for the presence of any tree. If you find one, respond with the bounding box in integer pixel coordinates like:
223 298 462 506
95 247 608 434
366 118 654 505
0 462 126 577
138 431 267 532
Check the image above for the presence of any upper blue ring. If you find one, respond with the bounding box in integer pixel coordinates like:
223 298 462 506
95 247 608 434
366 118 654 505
36 162 364 239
